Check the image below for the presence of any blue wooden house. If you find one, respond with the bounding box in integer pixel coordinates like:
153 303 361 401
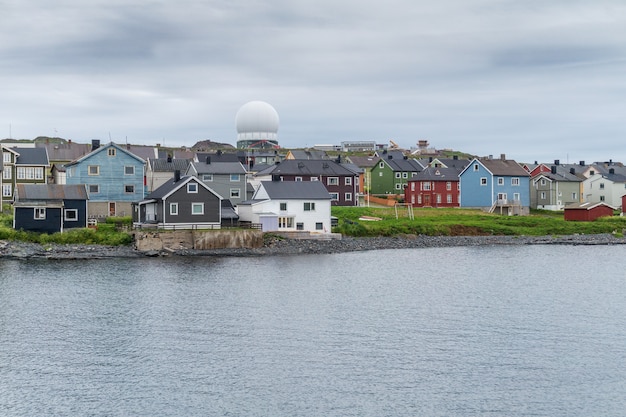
13 184 89 233
459 155 531 215
64 141 145 218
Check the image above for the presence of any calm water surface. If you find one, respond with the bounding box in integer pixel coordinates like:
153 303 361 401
1 245 625 416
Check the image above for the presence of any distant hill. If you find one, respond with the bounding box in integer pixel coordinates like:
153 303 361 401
191 140 236 151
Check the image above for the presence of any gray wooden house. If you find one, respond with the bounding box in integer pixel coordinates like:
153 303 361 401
13 184 89 233
133 172 222 229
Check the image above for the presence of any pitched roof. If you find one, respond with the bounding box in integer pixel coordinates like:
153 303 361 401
189 161 247 174
148 158 191 172
65 142 145 166
564 201 616 211
196 152 243 163
287 149 329 160
144 175 221 201
477 158 530 176
412 166 464 181
346 155 380 168
380 155 423 172
36 142 92 162
13 147 50 165
15 184 88 201
255 159 357 176
256 180 331 200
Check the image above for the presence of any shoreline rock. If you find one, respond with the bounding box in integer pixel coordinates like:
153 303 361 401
1 233 625 259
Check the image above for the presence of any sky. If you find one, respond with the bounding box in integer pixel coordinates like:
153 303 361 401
2 0 625 163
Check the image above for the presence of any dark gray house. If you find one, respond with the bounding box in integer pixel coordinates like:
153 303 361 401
133 173 222 229
13 184 89 233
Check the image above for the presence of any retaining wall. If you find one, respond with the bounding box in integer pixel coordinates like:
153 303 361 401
133 229 264 251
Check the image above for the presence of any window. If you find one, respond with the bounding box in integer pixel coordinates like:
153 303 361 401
89 184 100 194
422 182 431 191
600 195 605 201
202 174 213 181
35 168 44 180
170 203 178 215
88 165 100 176
64 209 78 221
436 194 442 203
418 195 422 204
599 183 605 189
2 184 12 197
345 177 352 185
107 148 116 156
295 176 303 182
540 192 546 199
572 192 577 199
296 223 304 231
316 222 324 230
345 192 352 201
514 193 520 201
3 168 11 179
327 177 339 186
480 177 487 186
473 164 479 171
379 172 383 177
498 177 504 185
511 177 520 186
379 161 384 168
125 166 135 175
447 194 453 203
457 182 461 190
124 185 135 193
541 179 546 185
411 183 415 191
395 172 401 179
310 177 318 181
395 183 402 190
278 217 293 228
191 203 204 215
280 202 287 211
187 183 198 193
446 182 451 191
329 192 339 201
230 188 240 198
402 172 408 179
230 174 240 182
304 202 316 211
34 208 46 220
3 152 11 163
17 167 25 179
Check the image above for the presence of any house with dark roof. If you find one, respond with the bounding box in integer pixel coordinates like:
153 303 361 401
368 151 423 195
237 180 332 233
253 159 359 206
582 165 626 209
1 146 50 205
459 155 531 215
186 158 250 206
133 173 222 229
13 184 89 233
531 164 583 210
146 157 192 193
405 165 466 207
345 155 380 196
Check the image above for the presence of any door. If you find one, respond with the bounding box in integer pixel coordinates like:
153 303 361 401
145 204 156 222
109 202 116 217
424 194 431 206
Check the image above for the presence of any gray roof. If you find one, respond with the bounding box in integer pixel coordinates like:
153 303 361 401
145 175 194 200
190 161 247 175
15 184 88 201
257 180 331 200
346 155 380 168
412 166 464 181
65 142 145 166
254 159 356 176
14 147 50 166
148 158 191 172
196 152 243 163
36 142 92 162
536 166 583 182
380 154 423 172
287 149 329 160
477 158 530 176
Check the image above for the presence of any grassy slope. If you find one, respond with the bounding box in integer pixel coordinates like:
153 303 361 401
332 206 626 237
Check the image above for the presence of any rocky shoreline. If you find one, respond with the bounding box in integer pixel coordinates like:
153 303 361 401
1 233 625 259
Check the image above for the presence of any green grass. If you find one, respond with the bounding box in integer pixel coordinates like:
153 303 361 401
332 206 626 237
0 207 133 246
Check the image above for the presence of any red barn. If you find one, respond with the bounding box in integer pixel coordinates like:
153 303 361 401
564 202 615 221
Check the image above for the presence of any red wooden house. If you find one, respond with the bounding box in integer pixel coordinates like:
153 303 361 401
564 201 615 221
405 166 463 207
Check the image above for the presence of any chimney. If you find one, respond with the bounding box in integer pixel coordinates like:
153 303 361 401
429 157 433 162
167 154 172 163
579 161 585 166
500 154 506 160
609 168 615 174
272 174 280 181
91 139 100 151
205 156 211 164
174 170 181 182
217 150 222 156
126 143 131 150
388 155 393 160
68 139 72 144
570 168 575 175
551 166 557 174
453 155 458 160
554 159 560 165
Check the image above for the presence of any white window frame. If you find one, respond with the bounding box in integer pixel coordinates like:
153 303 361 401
473 164 479 171
124 166 135 175
191 202 204 215
480 177 487 186
511 177 520 186
497 177 504 185
230 174 240 182
446 181 451 191
395 172 401 179
280 202 287 211
88 165 100 176
89 184 100 194
107 148 116 156
202 174 213 182
187 183 198 193
327 177 339 186
2 184 12 197
170 203 178 215
3 168 11 179
345 192 352 201
304 202 316 211
278 217 294 229
295 176 303 182
230 188 240 198
3 152 11 163
64 209 78 221
329 192 339 201
402 172 408 179
34 207 46 220
447 194 453 203
345 177 352 185
124 185 135 194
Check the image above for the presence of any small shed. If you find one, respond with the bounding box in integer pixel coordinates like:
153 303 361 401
13 184 89 233
564 201 615 221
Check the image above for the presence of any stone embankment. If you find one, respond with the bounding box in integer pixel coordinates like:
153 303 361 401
1 233 625 259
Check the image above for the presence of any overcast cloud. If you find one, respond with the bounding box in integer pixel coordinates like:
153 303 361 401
2 0 625 163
